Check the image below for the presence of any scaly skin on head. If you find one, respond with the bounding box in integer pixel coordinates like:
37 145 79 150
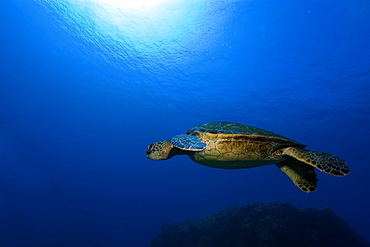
146 140 174 160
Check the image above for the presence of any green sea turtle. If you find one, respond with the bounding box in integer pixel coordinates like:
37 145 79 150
146 121 350 192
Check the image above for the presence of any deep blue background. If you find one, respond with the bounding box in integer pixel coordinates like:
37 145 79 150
1 0 369 246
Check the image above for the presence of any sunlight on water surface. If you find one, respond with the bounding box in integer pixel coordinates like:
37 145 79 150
36 0 208 55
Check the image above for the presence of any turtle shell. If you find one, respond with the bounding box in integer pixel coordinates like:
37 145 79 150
186 122 305 169
188 121 296 141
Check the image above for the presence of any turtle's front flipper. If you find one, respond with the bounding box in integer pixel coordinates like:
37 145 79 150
171 134 207 151
277 147 350 176
276 158 318 192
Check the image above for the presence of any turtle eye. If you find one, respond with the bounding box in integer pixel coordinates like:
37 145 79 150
148 144 153 150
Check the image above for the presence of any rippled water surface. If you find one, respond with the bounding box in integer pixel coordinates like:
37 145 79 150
1 0 369 246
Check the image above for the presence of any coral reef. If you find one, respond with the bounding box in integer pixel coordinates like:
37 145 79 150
152 202 369 247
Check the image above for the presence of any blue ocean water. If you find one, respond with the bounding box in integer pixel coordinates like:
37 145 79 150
0 0 369 246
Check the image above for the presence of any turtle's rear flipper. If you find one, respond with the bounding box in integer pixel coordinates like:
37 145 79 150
278 147 350 176
276 159 318 193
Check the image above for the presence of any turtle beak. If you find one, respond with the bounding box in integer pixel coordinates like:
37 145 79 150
146 144 154 158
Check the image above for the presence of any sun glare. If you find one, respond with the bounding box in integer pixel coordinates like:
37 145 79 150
97 0 169 12
69 0 207 52
35 0 209 58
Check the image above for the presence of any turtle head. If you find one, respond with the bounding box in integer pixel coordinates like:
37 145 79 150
146 140 174 160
